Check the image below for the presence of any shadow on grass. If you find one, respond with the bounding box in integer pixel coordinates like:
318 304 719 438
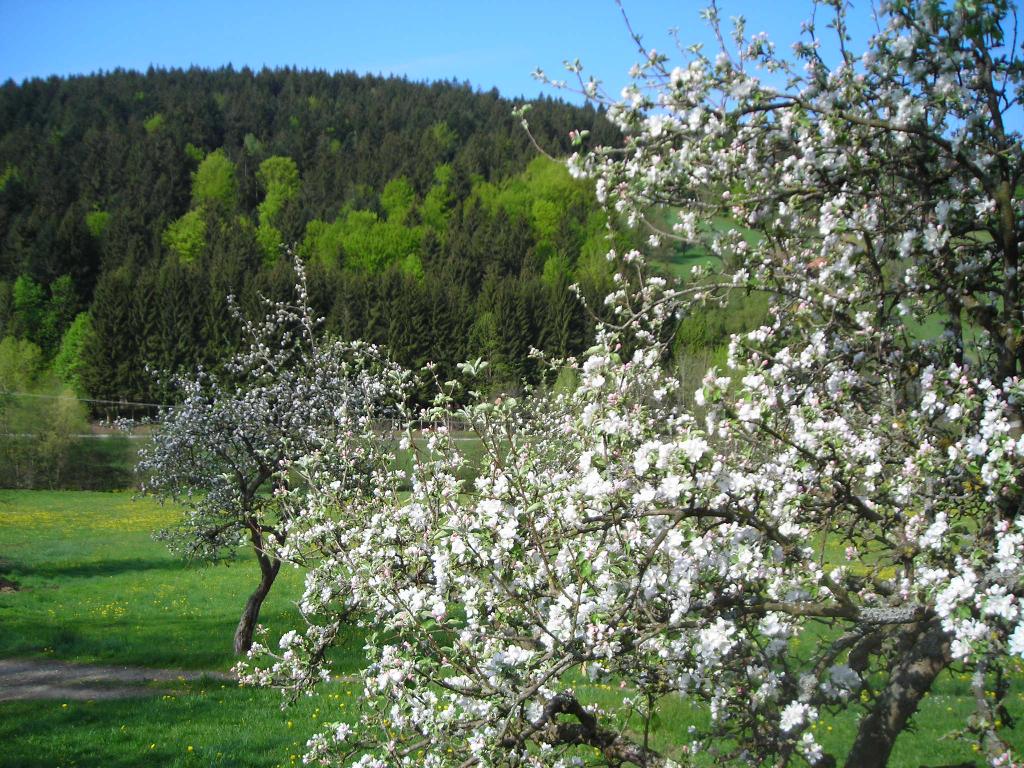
0 688 313 768
0 606 368 673
0 615 240 670
7 557 188 580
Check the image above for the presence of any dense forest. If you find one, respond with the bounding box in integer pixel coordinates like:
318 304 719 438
0 66 634 410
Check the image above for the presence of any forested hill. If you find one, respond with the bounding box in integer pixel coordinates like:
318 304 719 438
0 67 629 407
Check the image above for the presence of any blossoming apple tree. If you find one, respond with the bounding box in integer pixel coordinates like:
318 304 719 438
244 1 1024 765
141 261 403 655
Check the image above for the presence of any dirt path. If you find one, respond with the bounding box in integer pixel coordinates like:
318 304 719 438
0 658 233 701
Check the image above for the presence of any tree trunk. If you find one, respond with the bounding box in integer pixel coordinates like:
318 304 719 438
233 554 281 655
844 618 952 768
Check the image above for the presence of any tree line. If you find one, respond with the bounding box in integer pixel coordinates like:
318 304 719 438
0 66 625 410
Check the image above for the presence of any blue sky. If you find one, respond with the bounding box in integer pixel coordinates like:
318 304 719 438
0 1 884 101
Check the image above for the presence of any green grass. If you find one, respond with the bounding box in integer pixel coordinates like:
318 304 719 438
2 489 1023 767
0 490 370 669
0 682 360 768
0 489 363 768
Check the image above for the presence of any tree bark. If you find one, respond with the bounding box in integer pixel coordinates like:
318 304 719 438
233 553 281 655
503 692 669 767
844 618 952 768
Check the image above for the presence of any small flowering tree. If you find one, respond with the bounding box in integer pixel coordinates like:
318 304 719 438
141 260 402 655
245 2 1024 766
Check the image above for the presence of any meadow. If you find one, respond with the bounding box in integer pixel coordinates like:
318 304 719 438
1 489 1022 767
0 490 361 768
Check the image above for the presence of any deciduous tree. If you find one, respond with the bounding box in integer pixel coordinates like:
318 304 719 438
141 259 406 654
246 2 1024 765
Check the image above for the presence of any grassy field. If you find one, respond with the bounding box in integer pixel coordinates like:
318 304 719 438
0 490 361 768
0 684 356 768
2 489 1023 766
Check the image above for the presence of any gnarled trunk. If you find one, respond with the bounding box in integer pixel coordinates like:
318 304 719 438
844 618 952 768
234 552 281 655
